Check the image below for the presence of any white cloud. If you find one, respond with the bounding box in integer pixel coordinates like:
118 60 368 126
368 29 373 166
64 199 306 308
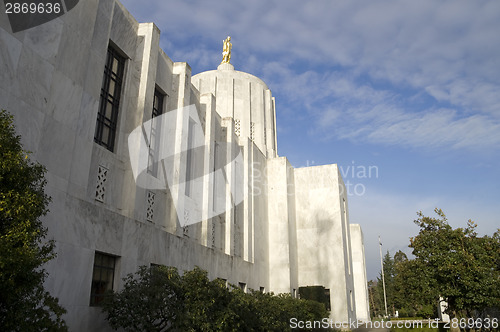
318 108 341 129
121 0 500 151
262 64 500 150
360 109 500 149
254 62 500 150
427 80 500 115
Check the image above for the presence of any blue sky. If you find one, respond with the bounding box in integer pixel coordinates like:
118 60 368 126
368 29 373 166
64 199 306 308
121 0 500 280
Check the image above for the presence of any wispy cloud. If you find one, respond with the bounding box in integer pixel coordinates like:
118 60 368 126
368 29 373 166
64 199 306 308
121 0 500 151
323 91 500 150
260 64 500 150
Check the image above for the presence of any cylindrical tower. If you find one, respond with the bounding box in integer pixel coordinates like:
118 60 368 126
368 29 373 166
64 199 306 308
192 63 277 158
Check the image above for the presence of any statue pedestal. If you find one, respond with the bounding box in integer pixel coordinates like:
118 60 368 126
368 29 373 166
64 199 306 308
217 63 234 71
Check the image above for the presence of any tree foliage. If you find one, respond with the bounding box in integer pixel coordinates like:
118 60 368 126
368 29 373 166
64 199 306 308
407 209 500 317
394 252 436 318
299 286 331 311
102 265 183 331
180 267 239 331
102 265 331 331
0 110 67 331
369 250 427 319
395 209 500 319
369 209 499 321
367 279 381 318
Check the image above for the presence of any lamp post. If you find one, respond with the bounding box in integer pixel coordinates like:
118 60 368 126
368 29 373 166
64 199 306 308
379 236 388 318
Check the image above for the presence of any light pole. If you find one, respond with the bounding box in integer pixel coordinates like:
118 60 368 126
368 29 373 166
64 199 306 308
379 236 388 318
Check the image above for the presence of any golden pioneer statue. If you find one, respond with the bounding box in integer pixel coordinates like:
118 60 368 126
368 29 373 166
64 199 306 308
221 36 232 64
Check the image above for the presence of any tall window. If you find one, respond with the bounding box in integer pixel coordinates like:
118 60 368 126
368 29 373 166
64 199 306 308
147 88 165 175
152 88 164 118
94 45 125 152
90 252 116 306
343 198 351 275
185 119 196 197
212 141 218 212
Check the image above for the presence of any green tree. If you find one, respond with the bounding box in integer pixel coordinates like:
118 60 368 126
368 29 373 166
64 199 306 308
252 291 329 331
102 265 184 332
367 280 381 318
0 110 67 331
177 267 330 331
394 255 435 318
393 250 407 264
392 250 427 318
401 209 500 319
179 267 238 331
102 265 331 331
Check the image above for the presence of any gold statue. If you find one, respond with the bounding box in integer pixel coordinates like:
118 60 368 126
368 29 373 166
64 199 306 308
221 36 232 64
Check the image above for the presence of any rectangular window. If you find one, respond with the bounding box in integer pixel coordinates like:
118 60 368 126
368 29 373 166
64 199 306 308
185 119 196 197
349 290 354 312
325 288 331 311
212 141 218 212
147 88 165 175
152 88 164 118
343 198 352 275
90 252 116 306
94 45 125 152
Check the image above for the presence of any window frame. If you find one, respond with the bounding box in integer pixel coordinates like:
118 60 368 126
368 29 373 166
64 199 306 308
185 118 196 197
147 87 166 176
89 252 117 306
94 45 126 152
152 88 164 118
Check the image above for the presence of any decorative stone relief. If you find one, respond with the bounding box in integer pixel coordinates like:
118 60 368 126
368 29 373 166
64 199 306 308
234 119 241 137
234 231 238 256
211 221 216 248
95 165 108 202
146 191 155 222
250 122 255 141
183 210 189 237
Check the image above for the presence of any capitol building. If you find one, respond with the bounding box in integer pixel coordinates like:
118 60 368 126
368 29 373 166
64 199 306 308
0 0 370 330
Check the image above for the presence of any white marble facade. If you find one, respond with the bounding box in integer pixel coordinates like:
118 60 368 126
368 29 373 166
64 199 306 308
0 0 369 330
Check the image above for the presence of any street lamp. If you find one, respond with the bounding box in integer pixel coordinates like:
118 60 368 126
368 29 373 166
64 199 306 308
379 236 388 318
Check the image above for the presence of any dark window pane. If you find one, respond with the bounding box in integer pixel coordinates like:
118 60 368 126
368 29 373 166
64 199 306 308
148 89 166 176
108 79 115 98
102 126 110 145
105 100 113 119
90 253 116 306
152 89 164 118
111 58 118 74
94 46 125 152
94 253 102 265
